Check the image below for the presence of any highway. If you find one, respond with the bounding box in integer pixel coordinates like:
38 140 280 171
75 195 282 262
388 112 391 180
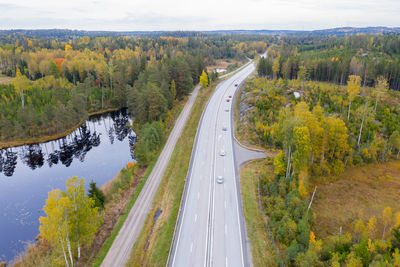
170 62 255 267
101 85 201 267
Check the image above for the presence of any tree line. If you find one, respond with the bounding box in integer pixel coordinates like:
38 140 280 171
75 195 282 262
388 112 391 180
257 34 400 90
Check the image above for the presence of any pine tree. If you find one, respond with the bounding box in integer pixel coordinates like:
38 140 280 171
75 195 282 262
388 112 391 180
88 181 105 209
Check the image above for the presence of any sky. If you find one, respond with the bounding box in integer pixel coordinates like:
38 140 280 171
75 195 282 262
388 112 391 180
0 0 399 31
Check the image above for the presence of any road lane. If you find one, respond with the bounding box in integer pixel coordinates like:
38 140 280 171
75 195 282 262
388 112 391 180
171 63 255 267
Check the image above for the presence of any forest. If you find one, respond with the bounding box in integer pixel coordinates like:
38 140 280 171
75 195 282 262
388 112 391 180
242 36 400 264
257 34 400 90
0 34 270 150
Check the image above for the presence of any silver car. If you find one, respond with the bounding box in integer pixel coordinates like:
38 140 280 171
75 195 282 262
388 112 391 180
217 176 224 184
220 150 226 156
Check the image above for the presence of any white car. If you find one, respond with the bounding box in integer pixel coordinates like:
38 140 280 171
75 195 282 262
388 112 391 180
225 108 229 112
217 176 224 184
220 150 226 156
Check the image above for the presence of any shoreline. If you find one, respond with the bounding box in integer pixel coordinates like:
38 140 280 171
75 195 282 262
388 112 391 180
0 107 121 150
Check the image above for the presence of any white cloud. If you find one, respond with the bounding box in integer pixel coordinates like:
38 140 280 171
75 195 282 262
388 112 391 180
0 0 398 30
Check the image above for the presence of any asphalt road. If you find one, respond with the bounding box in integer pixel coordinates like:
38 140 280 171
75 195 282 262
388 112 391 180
170 63 255 267
101 84 201 267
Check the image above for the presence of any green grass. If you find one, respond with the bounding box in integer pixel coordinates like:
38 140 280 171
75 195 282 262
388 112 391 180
126 82 216 266
241 159 277 267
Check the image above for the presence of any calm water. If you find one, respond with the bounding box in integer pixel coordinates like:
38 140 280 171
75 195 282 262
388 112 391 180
0 109 135 262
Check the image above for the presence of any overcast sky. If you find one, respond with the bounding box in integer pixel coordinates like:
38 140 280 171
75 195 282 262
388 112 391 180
0 0 399 31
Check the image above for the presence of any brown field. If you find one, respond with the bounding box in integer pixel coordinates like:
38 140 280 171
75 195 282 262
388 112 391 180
0 75 13 84
206 59 241 72
312 160 400 239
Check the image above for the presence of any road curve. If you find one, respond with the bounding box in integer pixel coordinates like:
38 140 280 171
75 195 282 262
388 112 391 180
101 84 201 267
170 63 255 267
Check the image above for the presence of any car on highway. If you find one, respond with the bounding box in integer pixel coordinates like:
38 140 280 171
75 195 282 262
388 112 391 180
217 175 224 184
235 84 238 87
226 99 230 102
225 107 229 112
228 95 232 98
220 150 226 156
222 126 227 131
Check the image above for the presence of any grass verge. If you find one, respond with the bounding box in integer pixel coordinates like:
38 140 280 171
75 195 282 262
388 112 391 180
241 159 276 267
126 82 216 266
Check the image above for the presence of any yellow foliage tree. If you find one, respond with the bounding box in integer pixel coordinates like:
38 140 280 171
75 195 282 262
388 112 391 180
382 206 392 239
366 216 377 239
273 150 286 176
199 70 208 87
65 44 72 52
272 55 280 79
39 177 102 266
298 170 308 198
12 68 31 107
374 76 388 112
346 75 361 120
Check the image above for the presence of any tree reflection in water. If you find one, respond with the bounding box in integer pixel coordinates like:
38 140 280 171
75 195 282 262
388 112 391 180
0 149 18 176
0 109 135 176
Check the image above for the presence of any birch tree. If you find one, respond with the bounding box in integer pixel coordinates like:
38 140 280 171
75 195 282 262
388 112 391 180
355 103 374 147
374 76 388 112
12 68 31 107
39 177 101 265
347 75 361 120
39 189 73 267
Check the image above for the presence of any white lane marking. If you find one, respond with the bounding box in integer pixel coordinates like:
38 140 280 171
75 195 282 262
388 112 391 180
225 224 227 234
224 200 226 209
190 242 193 253
226 256 228 267
195 214 198 222
198 192 200 199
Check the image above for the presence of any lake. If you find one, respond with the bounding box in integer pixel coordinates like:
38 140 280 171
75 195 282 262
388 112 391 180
0 109 135 263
